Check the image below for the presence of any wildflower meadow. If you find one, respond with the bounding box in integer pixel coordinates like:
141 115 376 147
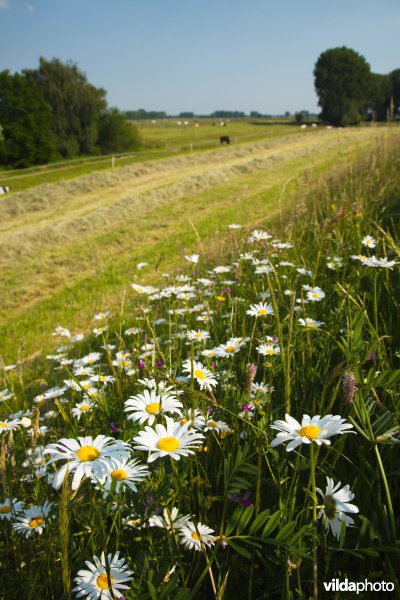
1 136 400 599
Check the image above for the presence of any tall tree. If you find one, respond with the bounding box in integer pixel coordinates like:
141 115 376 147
97 108 141 154
389 69 400 117
314 47 371 126
0 70 57 167
32 57 107 158
368 73 392 121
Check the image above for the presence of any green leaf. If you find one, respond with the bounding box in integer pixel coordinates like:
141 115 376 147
227 539 253 559
249 509 271 536
261 510 281 538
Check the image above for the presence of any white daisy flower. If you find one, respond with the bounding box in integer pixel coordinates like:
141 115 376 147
186 330 211 342
93 311 110 320
270 414 354 452
215 337 246 358
257 343 281 356
44 435 130 490
0 388 14 403
362 255 398 269
124 389 183 426
12 501 53 537
228 223 242 229
180 408 206 431
204 419 231 433
249 229 273 242
246 302 274 317
0 498 25 520
94 457 149 495
298 318 324 329
148 506 191 530
73 551 133 600
185 254 199 264
213 265 231 274
179 521 215 551
316 477 359 539
0 417 22 434
306 287 325 302
182 360 217 390
52 326 71 338
132 417 204 463
255 264 274 275
72 401 94 421
362 235 376 248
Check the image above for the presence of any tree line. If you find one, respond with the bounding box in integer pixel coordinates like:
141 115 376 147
314 47 400 126
0 58 140 168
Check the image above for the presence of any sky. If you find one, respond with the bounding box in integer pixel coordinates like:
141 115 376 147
1 0 400 115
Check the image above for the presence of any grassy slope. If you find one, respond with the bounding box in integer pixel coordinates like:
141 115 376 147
0 127 397 364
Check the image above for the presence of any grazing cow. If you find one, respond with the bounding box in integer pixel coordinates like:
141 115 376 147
0 186 10 195
220 135 230 145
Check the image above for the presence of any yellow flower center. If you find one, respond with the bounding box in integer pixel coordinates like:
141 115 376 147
79 404 90 412
157 437 180 452
76 445 101 462
29 516 45 528
97 573 114 590
191 531 202 541
0 423 7 428
111 469 127 481
257 309 267 315
180 418 188 425
194 369 205 380
0 506 11 514
195 333 203 338
266 348 275 355
208 421 218 428
216 296 225 302
225 345 235 353
298 425 321 440
82 383 90 389
312 293 319 299
146 402 160 414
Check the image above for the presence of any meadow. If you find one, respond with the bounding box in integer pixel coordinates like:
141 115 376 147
0 125 400 599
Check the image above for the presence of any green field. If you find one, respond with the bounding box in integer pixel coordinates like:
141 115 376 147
1 124 400 599
0 119 299 194
0 125 398 366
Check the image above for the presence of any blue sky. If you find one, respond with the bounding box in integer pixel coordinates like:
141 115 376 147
1 0 399 115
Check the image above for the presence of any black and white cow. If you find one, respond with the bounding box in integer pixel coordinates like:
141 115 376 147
0 186 10 195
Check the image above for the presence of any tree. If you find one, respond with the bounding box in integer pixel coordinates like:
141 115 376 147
0 70 57 167
31 57 107 157
314 47 371 125
368 73 391 121
97 108 141 154
389 69 400 117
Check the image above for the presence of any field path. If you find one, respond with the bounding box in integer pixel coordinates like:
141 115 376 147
0 126 397 362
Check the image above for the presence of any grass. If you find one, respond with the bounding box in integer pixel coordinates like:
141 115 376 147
0 120 301 193
1 126 398 367
1 133 400 599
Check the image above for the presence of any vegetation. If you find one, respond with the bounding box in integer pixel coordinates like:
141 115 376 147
0 58 140 168
314 46 400 125
1 132 400 599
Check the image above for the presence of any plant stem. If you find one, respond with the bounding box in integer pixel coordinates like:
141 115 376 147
310 444 318 600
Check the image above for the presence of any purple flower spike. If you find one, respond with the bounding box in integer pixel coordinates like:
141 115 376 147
367 350 377 361
138 359 145 369
110 421 119 433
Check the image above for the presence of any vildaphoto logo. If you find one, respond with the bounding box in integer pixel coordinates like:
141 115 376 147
323 579 394 594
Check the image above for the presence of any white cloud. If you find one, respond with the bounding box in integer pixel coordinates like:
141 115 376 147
0 0 10 9
25 2 34 11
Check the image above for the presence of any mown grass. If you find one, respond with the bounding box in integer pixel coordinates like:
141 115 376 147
0 134 400 599
0 120 300 193
0 128 395 365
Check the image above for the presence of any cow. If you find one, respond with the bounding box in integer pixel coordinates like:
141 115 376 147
0 186 10 195
220 135 230 145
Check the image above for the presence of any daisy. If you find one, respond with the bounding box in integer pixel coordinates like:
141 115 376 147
362 256 398 269
316 477 359 539
132 417 204 463
179 521 215 551
298 318 324 329
204 419 231 434
124 389 183 426
0 418 21 434
72 401 94 421
185 254 199 264
326 256 343 270
255 265 274 275
362 235 376 248
246 302 274 317
215 337 245 358
94 457 149 495
93 311 110 320
249 229 273 242
182 359 217 390
12 501 53 537
306 287 325 302
186 330 211 342
270 414 354 452
180 408 206 430
148 506 191 530
0 498 25 520
73 551 133 600
44 435 130 490
228 223 242 229
0 388 14 403
52 326 71 338
257 343 281 356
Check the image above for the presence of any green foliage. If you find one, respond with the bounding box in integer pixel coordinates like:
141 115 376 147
33 57 107 158
98 108 141 154
0 70 58 167
314 46 371 125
